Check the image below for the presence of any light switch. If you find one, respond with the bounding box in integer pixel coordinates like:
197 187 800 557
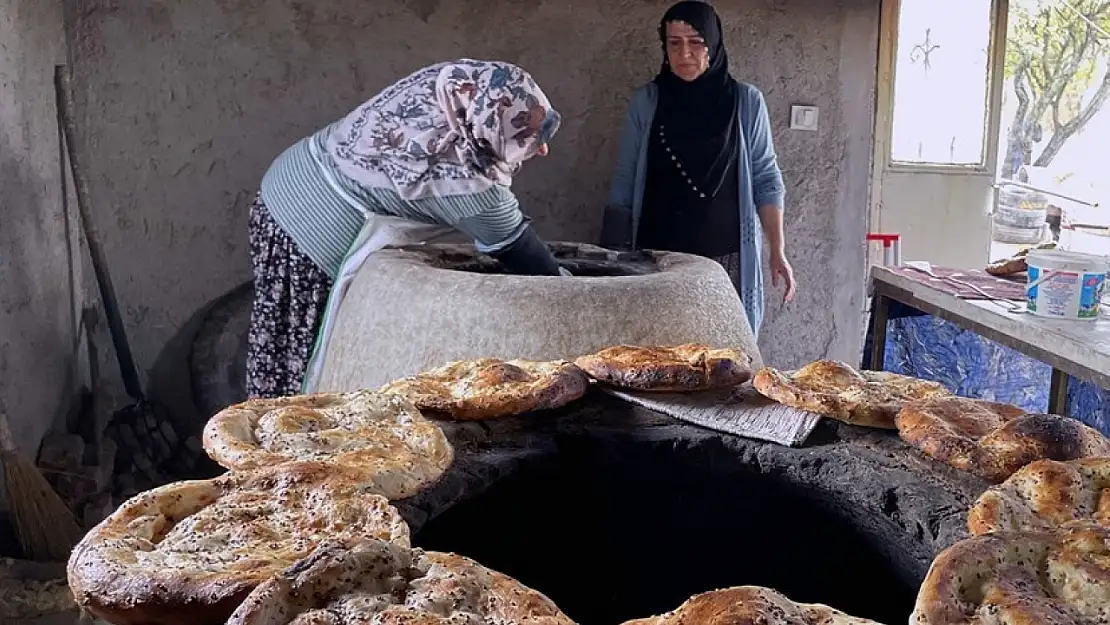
790 105 819 131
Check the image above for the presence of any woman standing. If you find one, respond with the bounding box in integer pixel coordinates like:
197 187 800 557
602 1 795 336
247 59 565 399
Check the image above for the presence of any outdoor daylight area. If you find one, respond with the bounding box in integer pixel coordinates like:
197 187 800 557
886 0 1110 261
995 0 1110 258
890 0 994 166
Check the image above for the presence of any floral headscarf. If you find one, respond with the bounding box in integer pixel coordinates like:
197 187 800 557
326 59 562 201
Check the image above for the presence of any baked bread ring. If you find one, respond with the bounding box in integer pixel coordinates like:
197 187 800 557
66 462 410 625
379 357 590 420
203 390 452 499
621 586 881 625
896 396 1110 483
227 539 574 625
968 456 1110 535
912 521 1110 624
752 360 950 429
574 344 753 392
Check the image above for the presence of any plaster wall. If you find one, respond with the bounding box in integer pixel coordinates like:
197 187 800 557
0 0 77 454
62 0 877 398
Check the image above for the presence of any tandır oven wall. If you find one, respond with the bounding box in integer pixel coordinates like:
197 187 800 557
63 0 877 399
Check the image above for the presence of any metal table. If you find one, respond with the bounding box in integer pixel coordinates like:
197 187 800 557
867 265 1110 416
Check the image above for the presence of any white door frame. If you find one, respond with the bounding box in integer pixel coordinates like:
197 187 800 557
868 0 1010 267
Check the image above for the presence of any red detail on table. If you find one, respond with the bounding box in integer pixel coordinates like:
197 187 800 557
866 233 902 247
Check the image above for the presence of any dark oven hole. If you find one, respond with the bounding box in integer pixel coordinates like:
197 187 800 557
414 442 916 625
413 244 661 277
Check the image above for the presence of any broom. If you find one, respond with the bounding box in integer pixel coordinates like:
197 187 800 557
0 393 85 562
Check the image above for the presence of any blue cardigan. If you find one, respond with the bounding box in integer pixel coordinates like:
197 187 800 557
605 81 786 335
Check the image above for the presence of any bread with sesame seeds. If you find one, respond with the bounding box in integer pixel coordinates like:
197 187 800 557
378 357 590 420
896 396 1110 483
968 456 1110 535
911 521 1110 624
620 586 881 625
226 539 575 625
66 462 411 625
202 390 453 499
752 360 950 429
575 344 753 392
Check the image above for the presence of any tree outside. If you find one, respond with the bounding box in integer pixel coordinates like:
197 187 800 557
1002 0 1110 180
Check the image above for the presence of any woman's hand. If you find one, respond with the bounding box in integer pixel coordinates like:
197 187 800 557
769 251 796 303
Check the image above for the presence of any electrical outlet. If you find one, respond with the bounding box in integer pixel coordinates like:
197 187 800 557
790 105 819 131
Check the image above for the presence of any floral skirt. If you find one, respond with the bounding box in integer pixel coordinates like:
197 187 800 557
245 194 333 399
710 251 742 294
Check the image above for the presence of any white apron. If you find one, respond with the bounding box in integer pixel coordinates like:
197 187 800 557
300 213 456 394
299 137 460 393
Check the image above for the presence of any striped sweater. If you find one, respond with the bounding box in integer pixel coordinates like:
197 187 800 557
259 123 527 278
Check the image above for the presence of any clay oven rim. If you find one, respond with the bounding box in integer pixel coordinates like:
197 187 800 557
380 242 724 282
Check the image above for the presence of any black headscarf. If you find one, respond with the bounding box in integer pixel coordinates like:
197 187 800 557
652 1 740 198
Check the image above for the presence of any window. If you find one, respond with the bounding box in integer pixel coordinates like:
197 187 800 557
889 0 995 166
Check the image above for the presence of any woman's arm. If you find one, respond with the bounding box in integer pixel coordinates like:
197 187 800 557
757 204 786 256
488 225 564 276
601 92 647 249
455 191 563 276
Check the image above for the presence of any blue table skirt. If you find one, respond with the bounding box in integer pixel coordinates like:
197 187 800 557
862 299 1110 435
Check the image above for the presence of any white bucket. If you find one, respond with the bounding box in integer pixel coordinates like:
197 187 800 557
1026 250 1108 320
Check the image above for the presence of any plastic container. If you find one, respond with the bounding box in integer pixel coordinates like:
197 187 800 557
1025 250 1108 320
998 185 1049 209
993 204 1048 229
993 221 1048 245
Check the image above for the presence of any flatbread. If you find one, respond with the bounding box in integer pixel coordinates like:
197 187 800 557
968 457 1110 535
896 396 1110 483
984 256 1028 277
752 360 951 429
67 462 411 625
227 539 574 625
574 344 753 392
202 390 452 499
378 358 589 421
621 586 881 625
984 241 1056 277
912 521 1110 624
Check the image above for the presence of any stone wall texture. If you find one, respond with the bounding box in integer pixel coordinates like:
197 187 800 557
0 0 76 454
